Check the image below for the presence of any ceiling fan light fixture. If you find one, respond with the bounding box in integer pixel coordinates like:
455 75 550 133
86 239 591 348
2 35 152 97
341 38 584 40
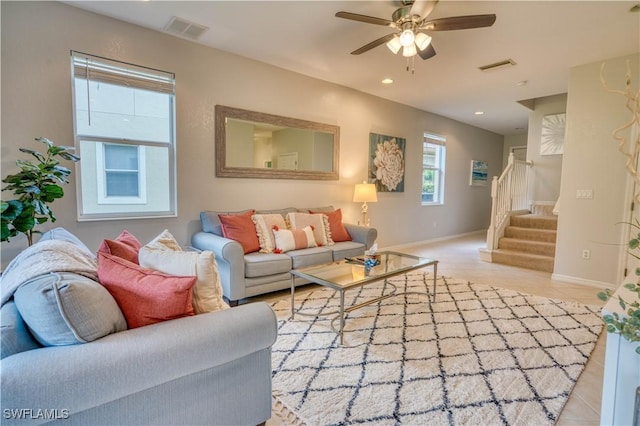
402 44 417 57
399 29 415 47
415 32 432 51
386 36 402 54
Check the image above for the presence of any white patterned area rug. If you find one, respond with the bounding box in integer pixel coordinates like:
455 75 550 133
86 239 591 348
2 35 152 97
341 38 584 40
270 272 603 426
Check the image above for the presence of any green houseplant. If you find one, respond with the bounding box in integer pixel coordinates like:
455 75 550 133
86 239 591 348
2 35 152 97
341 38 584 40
598 61 640 354
1 137 80 246
597 223 640 354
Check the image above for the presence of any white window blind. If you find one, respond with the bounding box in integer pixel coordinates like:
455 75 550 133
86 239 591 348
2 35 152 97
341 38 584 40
71 51 176 220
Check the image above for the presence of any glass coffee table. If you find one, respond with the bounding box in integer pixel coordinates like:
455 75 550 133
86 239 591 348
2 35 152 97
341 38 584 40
290 251 438 345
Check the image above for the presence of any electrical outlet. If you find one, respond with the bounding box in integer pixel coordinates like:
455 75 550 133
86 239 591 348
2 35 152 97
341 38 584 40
582 249 590 260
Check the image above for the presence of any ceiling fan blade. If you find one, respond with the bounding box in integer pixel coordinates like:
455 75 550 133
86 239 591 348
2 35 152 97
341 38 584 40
418 43 437 60
335 11 394 27
410 0 439 19
422 14 497 31
350 33 397 55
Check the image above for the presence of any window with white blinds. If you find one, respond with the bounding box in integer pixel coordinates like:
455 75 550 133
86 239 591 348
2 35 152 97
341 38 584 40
71 51 176 220
422 132 446 205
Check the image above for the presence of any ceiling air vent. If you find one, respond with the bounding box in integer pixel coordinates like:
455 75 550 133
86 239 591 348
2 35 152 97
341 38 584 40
164 17 209 40
478 59 516 72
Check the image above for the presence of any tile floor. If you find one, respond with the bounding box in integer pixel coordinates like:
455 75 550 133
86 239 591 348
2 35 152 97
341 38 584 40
258 232 608 425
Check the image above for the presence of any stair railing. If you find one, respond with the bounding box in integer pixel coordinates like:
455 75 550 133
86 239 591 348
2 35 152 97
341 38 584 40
486 153 532 250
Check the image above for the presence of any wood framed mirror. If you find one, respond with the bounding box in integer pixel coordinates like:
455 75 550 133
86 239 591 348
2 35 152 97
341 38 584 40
215 105 340 180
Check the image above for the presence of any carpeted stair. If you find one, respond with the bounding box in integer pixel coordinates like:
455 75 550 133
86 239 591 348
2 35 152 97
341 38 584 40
492 214 557 272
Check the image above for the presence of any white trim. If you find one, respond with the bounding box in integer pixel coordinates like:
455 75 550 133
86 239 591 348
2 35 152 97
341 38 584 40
96 143 147 205
382 230 486 252
550 273 616 289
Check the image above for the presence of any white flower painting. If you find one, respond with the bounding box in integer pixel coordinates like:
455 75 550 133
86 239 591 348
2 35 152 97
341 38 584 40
540 113 566 155
369 133 405 192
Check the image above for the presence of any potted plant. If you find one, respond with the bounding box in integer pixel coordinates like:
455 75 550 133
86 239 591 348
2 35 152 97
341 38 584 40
1 136 80 246
598 61 640 354
597 222 640 354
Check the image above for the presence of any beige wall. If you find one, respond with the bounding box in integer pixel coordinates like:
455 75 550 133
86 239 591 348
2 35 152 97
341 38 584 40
0 1 504 267
527 94 567 204
554 54 639 287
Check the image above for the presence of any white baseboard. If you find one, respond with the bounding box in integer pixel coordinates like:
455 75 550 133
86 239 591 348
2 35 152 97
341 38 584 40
551 273 616 290
382 230 486 252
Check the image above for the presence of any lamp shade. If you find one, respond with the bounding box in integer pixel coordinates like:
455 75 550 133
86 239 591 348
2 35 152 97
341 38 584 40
415 32 432 51
402 44 417 57
353 183 378 203
386 36 402 55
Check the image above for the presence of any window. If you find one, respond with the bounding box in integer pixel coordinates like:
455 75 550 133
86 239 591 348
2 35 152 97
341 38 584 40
422 132 446 205
71 51 176 220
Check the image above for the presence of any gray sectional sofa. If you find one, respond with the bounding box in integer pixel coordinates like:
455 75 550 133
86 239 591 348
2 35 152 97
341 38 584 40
191 207 378 305
1 228 278 426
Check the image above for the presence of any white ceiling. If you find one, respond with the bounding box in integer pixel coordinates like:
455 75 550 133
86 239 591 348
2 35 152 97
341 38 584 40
64 1 640 136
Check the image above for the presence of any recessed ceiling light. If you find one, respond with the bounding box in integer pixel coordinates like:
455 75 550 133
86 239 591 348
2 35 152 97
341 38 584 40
381 78 394 84
516 80 528 86
475 111 484 115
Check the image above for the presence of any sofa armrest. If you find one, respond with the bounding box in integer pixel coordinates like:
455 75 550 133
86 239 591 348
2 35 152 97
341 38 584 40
1 302 277 425
344 223 377 249
191 231 245 301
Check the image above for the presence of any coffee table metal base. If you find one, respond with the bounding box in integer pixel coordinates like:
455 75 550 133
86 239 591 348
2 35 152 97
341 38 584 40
290 262 437 345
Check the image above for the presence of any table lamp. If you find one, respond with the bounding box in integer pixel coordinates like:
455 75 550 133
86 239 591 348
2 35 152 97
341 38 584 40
353 182 377 226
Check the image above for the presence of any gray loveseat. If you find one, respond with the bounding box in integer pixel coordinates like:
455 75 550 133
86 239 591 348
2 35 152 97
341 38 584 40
191 207 377 306
1 229 278 426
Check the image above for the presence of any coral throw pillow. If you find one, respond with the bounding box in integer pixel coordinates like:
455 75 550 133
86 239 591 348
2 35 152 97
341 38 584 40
310 208 352 242
218 210 260 254
98 230 142 264
97 252 196 329
273 226 317 253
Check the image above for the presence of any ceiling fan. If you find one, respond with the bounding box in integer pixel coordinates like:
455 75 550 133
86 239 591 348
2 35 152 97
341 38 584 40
335 0 496 65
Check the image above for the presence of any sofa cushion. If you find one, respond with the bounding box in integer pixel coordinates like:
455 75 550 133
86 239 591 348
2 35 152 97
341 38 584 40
14 272 127 346
288 246 333 269
98 230 142 264
252 213 287 253
200 209 254 236
286 212 333 247
310 208 352 242
139 230 228 314
331 241 367 261
98 252 196 329
273 226 317 253
219 210 261 254
244 252 292 278
256 207 298 216
1 300 41 359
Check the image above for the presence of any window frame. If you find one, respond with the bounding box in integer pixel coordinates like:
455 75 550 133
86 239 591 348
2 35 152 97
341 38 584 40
421 132 446 206
96 142 148 205
71 51 177 221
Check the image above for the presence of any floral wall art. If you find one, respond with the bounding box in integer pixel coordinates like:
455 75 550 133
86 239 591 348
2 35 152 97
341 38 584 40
369 133 406 192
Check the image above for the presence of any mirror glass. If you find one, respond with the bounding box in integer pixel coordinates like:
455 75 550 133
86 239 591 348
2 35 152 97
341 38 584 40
216 105 339 180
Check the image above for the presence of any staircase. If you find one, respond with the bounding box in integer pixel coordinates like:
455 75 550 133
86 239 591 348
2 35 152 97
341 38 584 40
491 213 557 272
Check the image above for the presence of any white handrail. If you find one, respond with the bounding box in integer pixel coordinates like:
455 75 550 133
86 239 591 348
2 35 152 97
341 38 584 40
486 153 531 250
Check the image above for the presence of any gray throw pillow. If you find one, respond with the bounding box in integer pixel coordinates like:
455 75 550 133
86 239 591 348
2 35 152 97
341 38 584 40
0 300 41 359
14 272 127 346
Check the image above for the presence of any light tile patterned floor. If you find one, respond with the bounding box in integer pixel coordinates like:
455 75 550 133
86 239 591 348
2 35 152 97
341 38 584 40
257 233 607 425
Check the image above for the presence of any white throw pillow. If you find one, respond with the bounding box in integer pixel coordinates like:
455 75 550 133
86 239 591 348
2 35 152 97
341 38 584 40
286 212 334 246
139 230 228 313
252 213 287 253
273 226 317 253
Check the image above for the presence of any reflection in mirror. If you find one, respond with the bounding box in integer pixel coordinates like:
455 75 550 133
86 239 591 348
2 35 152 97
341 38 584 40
216 105 339 180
